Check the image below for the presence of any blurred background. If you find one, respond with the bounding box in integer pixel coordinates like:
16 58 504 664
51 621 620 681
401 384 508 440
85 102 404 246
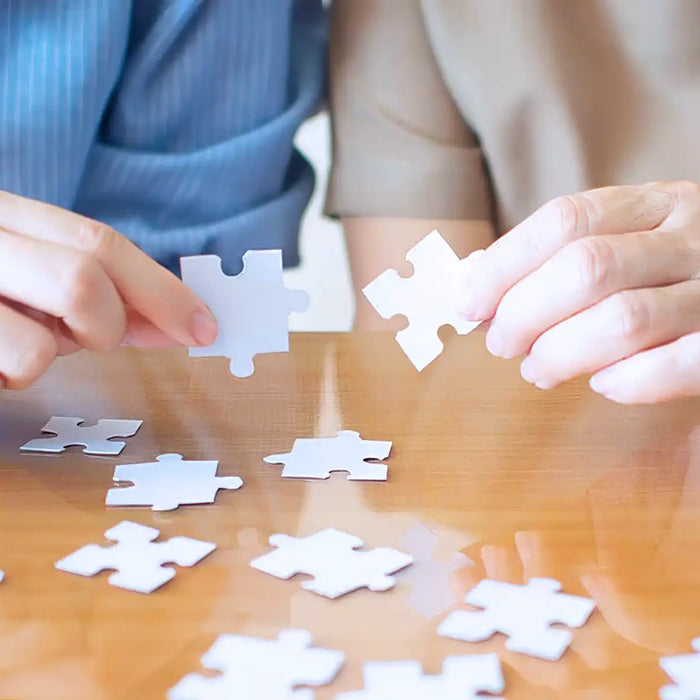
285 112 354 332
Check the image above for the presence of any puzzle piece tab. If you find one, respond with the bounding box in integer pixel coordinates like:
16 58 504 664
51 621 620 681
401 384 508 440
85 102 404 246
106 453 243 511
250 528 413 599
264 431 391 481
660 637 700 700
438 577 595 661
168 629 344 700
20 416 142 455
55 520 216 593
181 252 309 377
362 231 482 371
337 654 505 700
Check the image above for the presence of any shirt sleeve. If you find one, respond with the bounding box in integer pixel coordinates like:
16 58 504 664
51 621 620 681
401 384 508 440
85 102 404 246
325 0 492 221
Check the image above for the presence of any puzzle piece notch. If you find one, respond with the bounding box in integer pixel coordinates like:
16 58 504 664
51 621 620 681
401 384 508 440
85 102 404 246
337 654 505 700
399 522 473 619
362 231 483 371
106 453 243 511
20 416 143 455
264 431 392 481
168 629 344 700
438 577 596 661
659 637 700 700
55 520 216 593
250 528 413 599
181 252 309 377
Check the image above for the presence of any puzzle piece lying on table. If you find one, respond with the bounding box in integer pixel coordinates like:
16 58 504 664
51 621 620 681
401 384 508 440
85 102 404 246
337 654 505 700
20 416 142 455
55 520 216 593
264 431 392 481
168 629 344 700
181 252 309 377
660 637 700 700
106 453 243 511
362 231 483 371
251 528 413 599
438 577 596 661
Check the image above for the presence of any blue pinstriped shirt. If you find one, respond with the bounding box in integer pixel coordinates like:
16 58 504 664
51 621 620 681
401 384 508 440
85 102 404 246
0 1 325 273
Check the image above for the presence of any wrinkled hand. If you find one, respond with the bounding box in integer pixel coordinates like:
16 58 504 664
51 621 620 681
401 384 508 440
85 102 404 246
0 190 217 389
459 181 700 403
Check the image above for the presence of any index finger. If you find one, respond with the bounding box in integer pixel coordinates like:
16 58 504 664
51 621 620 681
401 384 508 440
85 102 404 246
0 191 217 347
458 183 674 322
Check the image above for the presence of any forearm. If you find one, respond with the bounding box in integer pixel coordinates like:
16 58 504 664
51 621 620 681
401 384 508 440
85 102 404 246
344 217 496 329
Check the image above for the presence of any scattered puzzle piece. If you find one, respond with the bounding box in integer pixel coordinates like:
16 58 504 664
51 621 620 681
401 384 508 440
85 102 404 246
250 528 413 599
0 570 4 584
362 231 482 371
55 520 216 593
337 654 505 700
264 431 392 481
20 416 142 455
168 629 344 700
399 522 472 619
438 577 596 661
181 251 309 377
660 637 700 700
106 453 243 511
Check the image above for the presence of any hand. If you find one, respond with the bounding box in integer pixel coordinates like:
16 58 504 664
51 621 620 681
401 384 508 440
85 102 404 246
459 181 700 403
0 190 217 389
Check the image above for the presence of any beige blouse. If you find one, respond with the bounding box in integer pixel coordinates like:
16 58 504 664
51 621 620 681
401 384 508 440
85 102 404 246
326 0 700 231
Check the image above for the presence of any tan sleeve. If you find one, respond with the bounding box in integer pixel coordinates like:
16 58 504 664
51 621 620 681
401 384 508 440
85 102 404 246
325 0 492 221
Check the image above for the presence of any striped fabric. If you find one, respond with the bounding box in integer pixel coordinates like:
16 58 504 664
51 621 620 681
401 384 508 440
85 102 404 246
0 0 326 273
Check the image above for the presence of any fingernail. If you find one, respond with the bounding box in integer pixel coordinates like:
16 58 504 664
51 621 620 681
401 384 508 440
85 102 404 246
459 286 478 320
486 326 505 357
589 373 610 395
520 356 538 383
191 308 218 346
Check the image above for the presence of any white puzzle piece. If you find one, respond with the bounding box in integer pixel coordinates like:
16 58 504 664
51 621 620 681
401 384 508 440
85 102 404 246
250 528 413 599
55 520 216 593
437 577 596 661
264 431 392 481
399 522 472 619
362 231 483 371
181 252 309 377
106 453 243 511
20 416 142 455
0 570 4 583
660 637 700 700
336 654 505 700
168 629 344 700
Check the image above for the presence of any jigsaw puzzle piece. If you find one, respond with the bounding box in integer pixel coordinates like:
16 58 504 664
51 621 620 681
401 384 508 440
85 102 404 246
168 629 344 700
362 231 482 371
55 521 216 593
20 416 142 455
660 637 700 700
263 431 392 481
250 528 413 599
181 252 308 378
438 577 595 661
106 453 243 511
337 654 505 700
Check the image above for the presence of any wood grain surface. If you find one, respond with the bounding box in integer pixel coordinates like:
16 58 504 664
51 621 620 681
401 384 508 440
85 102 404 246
0 330 698 699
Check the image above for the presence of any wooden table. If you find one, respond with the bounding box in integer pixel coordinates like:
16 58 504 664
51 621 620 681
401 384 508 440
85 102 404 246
0 330 699 699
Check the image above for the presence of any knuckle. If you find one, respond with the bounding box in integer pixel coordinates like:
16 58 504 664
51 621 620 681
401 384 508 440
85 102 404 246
548 194 592 241
567 237 617 293
59 253 104 318
77 219 118 259
611 291 651 342
6 329 57 389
